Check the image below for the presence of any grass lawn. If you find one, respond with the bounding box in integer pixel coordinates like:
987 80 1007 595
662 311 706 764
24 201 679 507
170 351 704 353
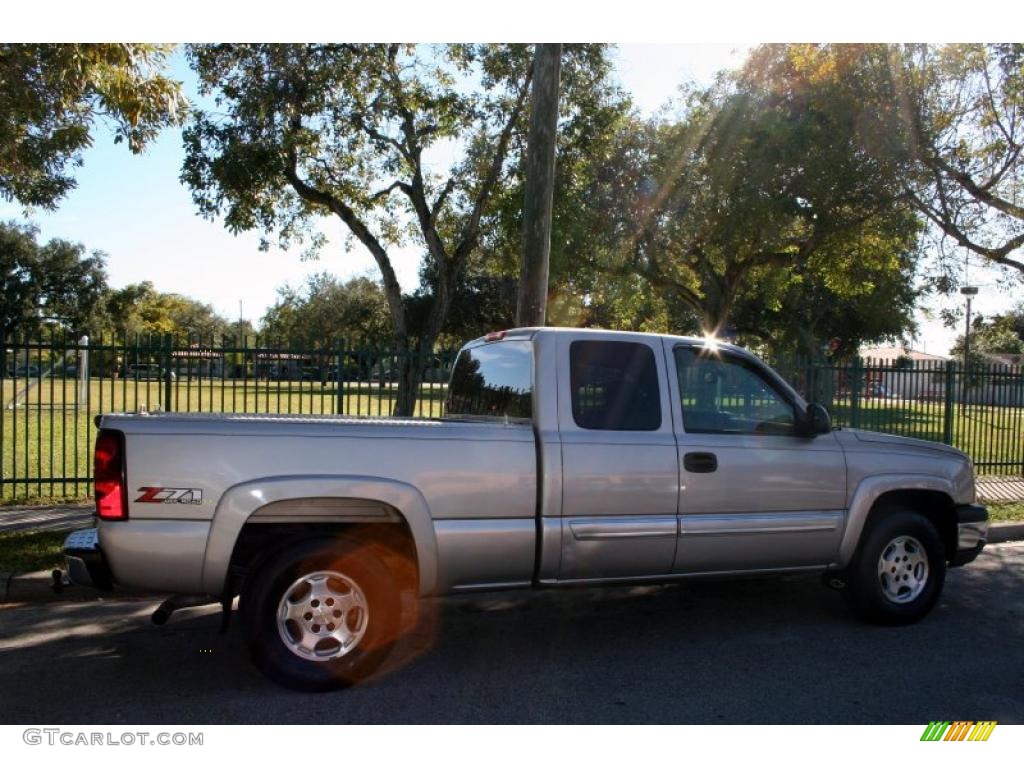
987 502 1024 522
0 529 68 574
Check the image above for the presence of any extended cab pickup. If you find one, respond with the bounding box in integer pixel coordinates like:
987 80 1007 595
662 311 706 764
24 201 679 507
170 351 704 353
64 328 989 690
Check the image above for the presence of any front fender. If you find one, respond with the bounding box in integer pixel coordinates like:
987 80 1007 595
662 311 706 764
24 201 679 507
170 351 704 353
837 474 955 567
201 475 438 596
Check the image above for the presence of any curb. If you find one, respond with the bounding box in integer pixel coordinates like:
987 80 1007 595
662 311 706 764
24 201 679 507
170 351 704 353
0 504 93 534
988 522 1024 544
1 569 155 605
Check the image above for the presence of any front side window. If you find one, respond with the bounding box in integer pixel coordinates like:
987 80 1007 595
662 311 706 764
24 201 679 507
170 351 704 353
570 340 662 431
445 341 533 420
674 347 796 435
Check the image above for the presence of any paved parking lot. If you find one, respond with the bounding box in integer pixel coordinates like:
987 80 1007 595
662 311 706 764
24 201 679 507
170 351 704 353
1 542 1022 724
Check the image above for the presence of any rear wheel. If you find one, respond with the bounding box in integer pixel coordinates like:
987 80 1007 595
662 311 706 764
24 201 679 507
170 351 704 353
241 537 401 691
843 508 946 625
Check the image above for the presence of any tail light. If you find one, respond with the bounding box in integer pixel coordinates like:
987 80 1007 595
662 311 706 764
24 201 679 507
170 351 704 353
95 429 128 520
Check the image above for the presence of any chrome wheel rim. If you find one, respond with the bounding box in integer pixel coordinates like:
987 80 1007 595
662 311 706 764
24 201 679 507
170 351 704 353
877 535 929 604
276 570 369 661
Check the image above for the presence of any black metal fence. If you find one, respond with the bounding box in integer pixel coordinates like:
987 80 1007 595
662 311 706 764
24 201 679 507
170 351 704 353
3 333 1024 502
1 332 457 501
773 355 1024 475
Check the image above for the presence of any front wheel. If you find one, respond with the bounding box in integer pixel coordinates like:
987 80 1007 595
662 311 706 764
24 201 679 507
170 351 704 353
842 509 946 625
241 537 402 691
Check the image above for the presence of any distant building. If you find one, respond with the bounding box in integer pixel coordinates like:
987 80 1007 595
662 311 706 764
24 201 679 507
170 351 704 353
857 346 1024 406
857 346 950 402
859 345 949 364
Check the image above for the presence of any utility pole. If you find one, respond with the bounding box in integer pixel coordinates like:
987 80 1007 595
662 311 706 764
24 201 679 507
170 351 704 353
516 43 562 328
960 284 978 413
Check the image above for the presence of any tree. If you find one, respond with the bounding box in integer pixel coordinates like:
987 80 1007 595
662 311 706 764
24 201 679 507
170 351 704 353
102 281 229 339
0 221 108 338
573 46 922 354
183 44 615 415
883 45 1024 275
260 274 391 345
0 44 187 208
950 306 1024 357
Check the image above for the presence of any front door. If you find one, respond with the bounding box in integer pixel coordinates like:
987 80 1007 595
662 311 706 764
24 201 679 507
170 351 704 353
666 342 847 573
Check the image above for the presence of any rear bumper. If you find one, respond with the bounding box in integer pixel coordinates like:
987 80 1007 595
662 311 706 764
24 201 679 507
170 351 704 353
63 529 113 590
951 504 988 567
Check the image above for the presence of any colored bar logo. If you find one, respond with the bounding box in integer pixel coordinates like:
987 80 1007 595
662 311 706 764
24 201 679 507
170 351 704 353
920 721 997 741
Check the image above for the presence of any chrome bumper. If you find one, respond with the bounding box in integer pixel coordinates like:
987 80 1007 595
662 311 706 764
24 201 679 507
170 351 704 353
63 528 113 590
951 504 988 567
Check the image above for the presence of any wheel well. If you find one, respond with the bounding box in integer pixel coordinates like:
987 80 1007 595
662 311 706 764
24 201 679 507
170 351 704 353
228 514 419 597
868 489 957 559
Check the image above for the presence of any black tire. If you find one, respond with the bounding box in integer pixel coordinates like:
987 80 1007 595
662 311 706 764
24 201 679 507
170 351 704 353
843 508 946 625
241 537 402 691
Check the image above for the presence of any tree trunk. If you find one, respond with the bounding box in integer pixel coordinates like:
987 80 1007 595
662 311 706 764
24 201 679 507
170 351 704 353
394 351 420 418
516 43 562 327
392 331 440 418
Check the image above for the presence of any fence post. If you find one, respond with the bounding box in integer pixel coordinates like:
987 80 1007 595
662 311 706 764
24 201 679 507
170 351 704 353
162 333 174 412
942 361 955 445
850 356 863 429
335 339 343 415
78 335 89 408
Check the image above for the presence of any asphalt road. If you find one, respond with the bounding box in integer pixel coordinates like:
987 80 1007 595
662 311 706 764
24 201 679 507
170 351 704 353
1 542 1022 725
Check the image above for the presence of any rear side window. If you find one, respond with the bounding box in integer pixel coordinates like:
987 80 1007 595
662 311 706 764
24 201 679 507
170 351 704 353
570 340 661 431
445 341 533 420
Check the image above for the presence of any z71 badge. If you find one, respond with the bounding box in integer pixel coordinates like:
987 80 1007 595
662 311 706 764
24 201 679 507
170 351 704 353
135 487 204 505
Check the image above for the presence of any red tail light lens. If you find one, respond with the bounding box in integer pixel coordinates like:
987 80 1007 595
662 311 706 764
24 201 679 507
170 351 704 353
95 429 128 520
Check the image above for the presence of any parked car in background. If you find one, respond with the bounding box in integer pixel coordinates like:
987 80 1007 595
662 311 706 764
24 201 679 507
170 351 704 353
126 363 175 381
369 363 399 382
13 364 41 377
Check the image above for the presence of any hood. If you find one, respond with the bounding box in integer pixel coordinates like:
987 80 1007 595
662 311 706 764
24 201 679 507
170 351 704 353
844 428 969 460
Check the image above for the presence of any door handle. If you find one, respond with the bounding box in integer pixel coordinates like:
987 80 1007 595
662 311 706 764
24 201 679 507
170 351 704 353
683 452 718 473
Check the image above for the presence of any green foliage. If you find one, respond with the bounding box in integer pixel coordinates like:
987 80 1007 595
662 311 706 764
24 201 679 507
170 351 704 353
101 281 230 340
0 44 187 209
0 221 108 337
950 306 1024 357
260 274 391 345
521 44 922 354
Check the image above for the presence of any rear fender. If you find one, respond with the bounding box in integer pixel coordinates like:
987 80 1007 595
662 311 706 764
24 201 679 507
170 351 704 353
201 475 438 596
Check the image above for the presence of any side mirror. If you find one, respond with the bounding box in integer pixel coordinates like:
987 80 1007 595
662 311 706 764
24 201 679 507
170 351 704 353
801 403 832 436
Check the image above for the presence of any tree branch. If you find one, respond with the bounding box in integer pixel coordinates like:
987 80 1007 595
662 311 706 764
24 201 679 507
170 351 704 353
923 151 1024 220
452 63 535 269
283 149 409 339
907 193 1024 272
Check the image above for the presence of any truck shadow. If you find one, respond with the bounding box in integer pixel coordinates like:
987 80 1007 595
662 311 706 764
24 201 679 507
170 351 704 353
0 548 1022 724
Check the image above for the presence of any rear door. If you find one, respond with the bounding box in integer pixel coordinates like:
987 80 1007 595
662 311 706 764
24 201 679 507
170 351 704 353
666 342 847 573
557 334 679 581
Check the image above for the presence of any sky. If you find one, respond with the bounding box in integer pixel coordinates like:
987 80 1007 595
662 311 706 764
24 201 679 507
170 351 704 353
1 43 1018 355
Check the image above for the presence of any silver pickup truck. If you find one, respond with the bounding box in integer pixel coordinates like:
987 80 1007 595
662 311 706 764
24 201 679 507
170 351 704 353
64 327 988 690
